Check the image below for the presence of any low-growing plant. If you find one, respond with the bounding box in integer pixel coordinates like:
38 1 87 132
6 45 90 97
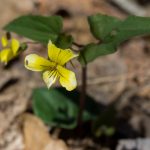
1 13 150 136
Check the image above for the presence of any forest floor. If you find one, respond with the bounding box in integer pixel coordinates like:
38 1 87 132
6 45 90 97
0 0 150 150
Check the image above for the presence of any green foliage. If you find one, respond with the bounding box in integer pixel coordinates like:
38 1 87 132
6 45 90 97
79 14 150 65
4 14 150 65
107 16 150 44
4 13 150 137
55 34 73 49
79 43 116 65
92 105 116 137
19 43 28 51
33 87 100 129
88 14 121 41
4 15 63 44
94 126 115 137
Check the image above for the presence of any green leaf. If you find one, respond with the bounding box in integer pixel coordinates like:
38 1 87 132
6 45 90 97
4 15 63 44
104 127 115 137
92 105 116 137
33 87 100 129
109 16 150 45
55 34 73 49
88 14 121 41
79 43 116 66
79 14 150 65
93 126 115 137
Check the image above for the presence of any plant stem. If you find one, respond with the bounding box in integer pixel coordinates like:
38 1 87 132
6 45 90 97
78 66 87 129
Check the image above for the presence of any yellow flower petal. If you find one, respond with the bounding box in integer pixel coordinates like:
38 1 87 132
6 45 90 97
0 48 13 64
57 65 77 91
48 41 78 66
11 38 20 55
1 36 8 47
25 54 55 71
43 70 58 88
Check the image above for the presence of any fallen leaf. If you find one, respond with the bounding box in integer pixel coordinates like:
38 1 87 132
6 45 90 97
22 113 68 150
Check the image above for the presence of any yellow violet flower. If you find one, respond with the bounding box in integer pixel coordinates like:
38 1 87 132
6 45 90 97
25 41 78 91
0 36 20 64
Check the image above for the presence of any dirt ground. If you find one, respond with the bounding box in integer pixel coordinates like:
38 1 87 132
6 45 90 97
0 0 150 150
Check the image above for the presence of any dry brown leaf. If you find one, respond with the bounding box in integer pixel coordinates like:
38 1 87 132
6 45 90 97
44 139 69 150
23 113 68 150
137 85 150 98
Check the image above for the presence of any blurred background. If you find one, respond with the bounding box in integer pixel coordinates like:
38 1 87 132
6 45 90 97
0 0 150 150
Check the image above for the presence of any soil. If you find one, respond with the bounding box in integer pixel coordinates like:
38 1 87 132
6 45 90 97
0 0 150 149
